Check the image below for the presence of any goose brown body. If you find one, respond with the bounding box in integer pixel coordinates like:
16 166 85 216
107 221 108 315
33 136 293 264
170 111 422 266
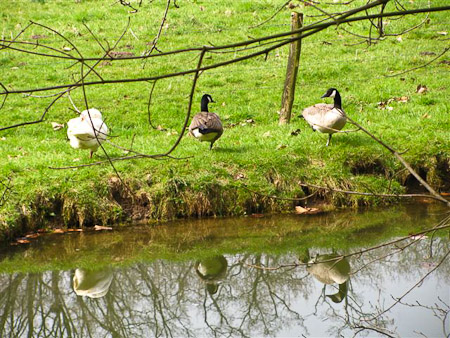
188 94 223 149
302 88 347 146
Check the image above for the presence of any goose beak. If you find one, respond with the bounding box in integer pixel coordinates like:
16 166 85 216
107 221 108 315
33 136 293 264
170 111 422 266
321 93 328 99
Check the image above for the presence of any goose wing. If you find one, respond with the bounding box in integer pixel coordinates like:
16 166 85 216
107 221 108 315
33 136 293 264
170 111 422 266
302 103 334 121
189 112 223 136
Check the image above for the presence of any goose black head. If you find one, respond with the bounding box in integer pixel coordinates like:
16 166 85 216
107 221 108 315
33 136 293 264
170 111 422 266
321 88 342 110
201 94 215 112
321 88 339 99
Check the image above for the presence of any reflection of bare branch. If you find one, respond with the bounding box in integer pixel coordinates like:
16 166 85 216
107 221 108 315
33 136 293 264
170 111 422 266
365 248 450 323
354 324 396 337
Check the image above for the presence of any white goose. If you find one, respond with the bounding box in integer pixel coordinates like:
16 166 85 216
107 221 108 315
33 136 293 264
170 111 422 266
67 108 108 158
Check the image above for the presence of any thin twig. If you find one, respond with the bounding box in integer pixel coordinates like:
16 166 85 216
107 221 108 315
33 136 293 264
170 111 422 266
147 80 159 130
344 115 450 207
385 46 450 77
299 182 446 203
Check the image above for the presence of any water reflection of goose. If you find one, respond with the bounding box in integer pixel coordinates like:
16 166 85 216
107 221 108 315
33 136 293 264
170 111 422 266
195 255 228 295
306 254 350 303
73 268 113 298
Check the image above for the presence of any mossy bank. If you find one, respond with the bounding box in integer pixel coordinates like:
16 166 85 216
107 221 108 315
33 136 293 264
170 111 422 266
0 0 449 241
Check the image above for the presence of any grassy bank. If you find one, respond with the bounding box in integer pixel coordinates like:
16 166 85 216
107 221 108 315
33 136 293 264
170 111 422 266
0 0 449 241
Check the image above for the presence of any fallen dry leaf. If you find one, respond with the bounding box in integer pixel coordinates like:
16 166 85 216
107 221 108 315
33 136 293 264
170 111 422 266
437 31 448 36
440 192 450 196
16 238 31 244
25 233 39 239
276 144 287 150
31 34 48 40
51 122 64 131
67 228 83 232
234 173 246 180
108 51 135 58
416 84 428 94
62 46 72 51
395 96 409 103
420 51 436 56
53 229 65 234
295 206 321 214
421 113 431 119
94 225 113 231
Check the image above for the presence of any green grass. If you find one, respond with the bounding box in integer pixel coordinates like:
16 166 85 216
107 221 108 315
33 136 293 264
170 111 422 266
0 0 449 239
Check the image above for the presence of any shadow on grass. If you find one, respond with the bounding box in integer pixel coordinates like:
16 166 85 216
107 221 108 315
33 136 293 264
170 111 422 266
212 145 250 154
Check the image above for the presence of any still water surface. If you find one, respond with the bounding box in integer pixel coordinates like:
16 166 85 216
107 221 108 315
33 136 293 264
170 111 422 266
0 204 449 337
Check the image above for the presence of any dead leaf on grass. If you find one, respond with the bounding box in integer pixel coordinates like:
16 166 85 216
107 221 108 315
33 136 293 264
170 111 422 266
53 229 65 234
31 34 48 40
416 84 428 94
51 122 64 131
420 51 436 56
25 233 39 239
234 173 246 180
16 238 31 244
108 51 135 58
396 96 409 103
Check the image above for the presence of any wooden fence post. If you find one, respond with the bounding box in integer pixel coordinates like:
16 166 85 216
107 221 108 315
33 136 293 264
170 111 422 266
279 12 303 125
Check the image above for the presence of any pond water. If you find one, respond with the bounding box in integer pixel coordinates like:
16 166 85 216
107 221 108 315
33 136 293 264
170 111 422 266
0 203 449 337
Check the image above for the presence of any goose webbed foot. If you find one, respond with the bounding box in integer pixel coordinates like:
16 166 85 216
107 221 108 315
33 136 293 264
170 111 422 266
326 134 332 147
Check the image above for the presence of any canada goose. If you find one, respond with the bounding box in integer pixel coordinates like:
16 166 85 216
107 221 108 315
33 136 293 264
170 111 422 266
67 108 108 158
188 94 223 150
195 255 228 295
302 88 347 146
306 253 350 303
